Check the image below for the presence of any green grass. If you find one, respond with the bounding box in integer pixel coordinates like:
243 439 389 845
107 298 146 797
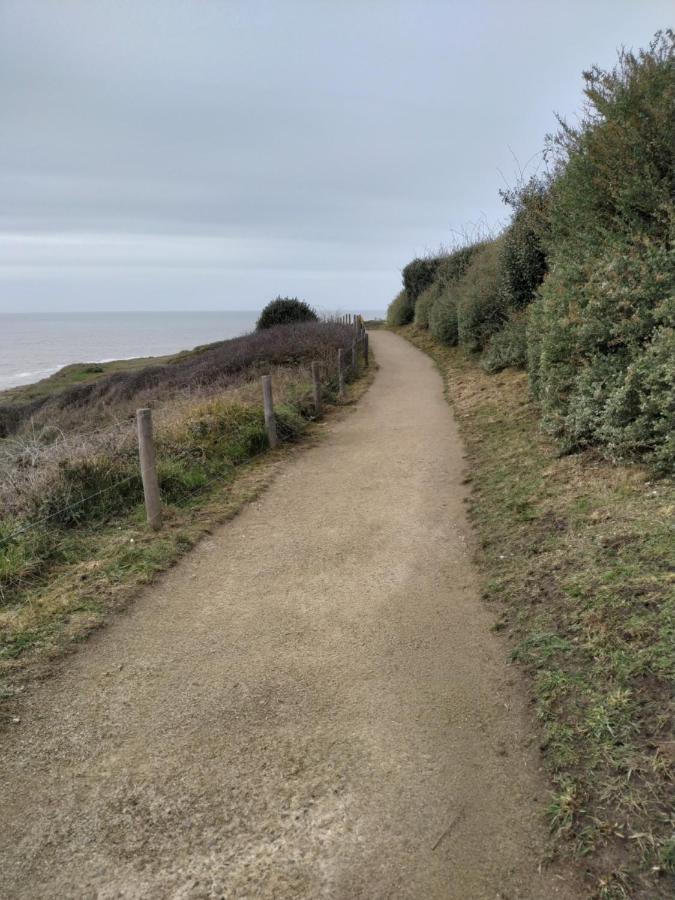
397 325 674 900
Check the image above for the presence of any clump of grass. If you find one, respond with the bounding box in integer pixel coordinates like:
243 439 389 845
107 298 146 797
398 324 674 899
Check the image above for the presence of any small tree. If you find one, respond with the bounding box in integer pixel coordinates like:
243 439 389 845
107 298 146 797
257 297 318 330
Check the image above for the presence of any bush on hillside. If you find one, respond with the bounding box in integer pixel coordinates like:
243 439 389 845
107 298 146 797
429 286 460 345
435 243 484 290
456 239 506 352
529 31 675 469
498 177 551 310
424 243 486 345
402 257 443 303
387 290 415 327
414 285 437 328
481 309 528 373
257 297 318 330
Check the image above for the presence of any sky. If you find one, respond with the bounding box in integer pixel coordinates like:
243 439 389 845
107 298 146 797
0 0 671 314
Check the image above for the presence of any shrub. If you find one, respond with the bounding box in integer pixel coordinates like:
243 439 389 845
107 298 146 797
414 285 437 328
387 290 415 327
529 31 675 469
402 257 443 303
429 287 460 345
456 239 506 352
256 297 318 330
481 309 529 373
435 243 483 289
498 177 551 310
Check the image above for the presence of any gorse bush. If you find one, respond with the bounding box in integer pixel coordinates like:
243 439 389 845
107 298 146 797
498 177 550 311
529 31 675 469
429 284 460 345
402 257 443 302
427 243 486 345
387 290 415 327
414 285 437 328
456 239 505 352
390 31 673 471
256 297 318 330
481 309 529 373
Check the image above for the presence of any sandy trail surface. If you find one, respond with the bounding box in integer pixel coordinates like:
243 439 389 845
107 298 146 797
0 331 581 899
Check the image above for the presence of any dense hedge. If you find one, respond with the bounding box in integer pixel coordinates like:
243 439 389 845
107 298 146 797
529 32 674 470
387 290 415 327
388 31 674 471
402 257 443 302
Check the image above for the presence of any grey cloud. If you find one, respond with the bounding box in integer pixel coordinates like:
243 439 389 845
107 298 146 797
0 0 672 312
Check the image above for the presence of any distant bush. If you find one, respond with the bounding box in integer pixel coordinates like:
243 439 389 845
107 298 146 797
481 309 528 373
529 31 675 469
257 297 318 330
387 290 415 327
402 257 443 303
456 239 506 352
414 285 437 328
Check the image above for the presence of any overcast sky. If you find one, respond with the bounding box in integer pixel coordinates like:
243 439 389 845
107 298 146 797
1 1 671 313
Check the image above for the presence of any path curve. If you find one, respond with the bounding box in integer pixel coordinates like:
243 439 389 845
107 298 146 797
0 331 580 899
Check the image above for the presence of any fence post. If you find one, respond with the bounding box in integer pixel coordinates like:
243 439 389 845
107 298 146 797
364 332 369 366
311 360 322 417
136 407 162 530
338 348 345 398
352 339 357 371
261 375 278 448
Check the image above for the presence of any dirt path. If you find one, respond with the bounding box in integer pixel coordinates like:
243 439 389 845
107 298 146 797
0 331 581 899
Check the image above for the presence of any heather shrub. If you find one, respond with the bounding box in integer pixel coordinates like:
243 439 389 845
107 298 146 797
257 297 318 330
414 285 437 328
530 32 675 468
481 309 528 373
387 290 415 327
456 239 506 352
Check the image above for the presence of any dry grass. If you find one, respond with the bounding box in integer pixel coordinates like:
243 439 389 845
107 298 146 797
397 324 674 900
0 349 375 718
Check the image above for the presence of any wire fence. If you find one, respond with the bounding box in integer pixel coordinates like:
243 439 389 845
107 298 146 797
0 319 369 556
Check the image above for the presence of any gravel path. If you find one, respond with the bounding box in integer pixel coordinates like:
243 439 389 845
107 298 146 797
0 331 581 899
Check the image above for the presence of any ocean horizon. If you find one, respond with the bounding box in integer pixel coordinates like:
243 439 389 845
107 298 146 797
0 309 385 392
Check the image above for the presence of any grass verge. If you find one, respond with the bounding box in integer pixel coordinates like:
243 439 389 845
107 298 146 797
396 324 674 900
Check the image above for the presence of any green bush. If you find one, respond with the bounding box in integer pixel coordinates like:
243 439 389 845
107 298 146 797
456 239 506 352
414 285 437 328
435 244 483 289
402 257 443 302
498 177 551 310
257 297 318 330
429 287 460 345
481 309 529 373
387 290 415 327
529 32 675 469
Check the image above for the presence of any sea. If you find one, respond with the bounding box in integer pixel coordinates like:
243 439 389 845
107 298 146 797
0 310 385 392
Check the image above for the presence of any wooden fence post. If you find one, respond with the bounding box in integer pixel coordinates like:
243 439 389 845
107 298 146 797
364 332 369 366
311 361 322 417
338 348 345 398
261 375 278 448
352 339 357 371
136 407 162 530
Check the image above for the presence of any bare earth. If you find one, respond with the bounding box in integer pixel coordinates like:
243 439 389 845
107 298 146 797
0 331 582 899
